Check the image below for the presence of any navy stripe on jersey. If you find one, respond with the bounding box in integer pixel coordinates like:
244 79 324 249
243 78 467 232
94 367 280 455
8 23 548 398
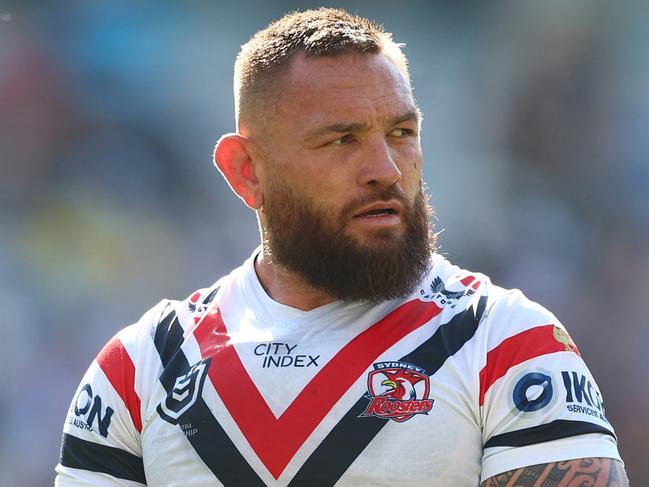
153 309 266 487
154 308 185 365
288 295 488 487
60 433 146 484
484 419 616 448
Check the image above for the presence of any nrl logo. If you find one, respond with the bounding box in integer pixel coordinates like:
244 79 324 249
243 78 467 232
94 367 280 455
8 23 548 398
419 276 476 308
158 358 211 425
359 361 434 423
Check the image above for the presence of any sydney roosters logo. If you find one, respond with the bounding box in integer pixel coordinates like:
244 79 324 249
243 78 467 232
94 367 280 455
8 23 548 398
359 361 434 422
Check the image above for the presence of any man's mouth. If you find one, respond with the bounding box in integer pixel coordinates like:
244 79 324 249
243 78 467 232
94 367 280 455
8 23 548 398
352 201 403 226
358 208 397 217
354 200 402 218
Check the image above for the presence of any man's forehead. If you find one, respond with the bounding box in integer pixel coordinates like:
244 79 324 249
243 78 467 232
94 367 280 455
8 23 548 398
278 52 417 131
286 51 410 91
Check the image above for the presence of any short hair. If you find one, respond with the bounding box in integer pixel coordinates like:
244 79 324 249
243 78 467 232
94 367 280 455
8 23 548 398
234 8 410 130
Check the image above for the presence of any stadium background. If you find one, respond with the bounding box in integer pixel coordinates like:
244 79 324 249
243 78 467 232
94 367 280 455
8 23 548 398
1 1 648 484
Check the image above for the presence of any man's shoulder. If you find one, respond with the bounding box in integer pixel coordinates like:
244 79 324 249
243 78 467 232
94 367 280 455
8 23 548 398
156 279 224 328
414 253 491 310
112 276 227 355
422 254 560 333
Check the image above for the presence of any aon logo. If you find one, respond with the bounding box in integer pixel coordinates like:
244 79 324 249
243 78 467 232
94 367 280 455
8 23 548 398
73 384 114 438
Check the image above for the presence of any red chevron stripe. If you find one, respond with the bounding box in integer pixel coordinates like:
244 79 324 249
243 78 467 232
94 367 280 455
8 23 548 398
193 298 442 479
478 324 580 406
96 336 142 433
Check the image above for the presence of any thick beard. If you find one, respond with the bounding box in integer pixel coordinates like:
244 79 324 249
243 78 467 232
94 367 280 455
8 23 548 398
262 182 436 303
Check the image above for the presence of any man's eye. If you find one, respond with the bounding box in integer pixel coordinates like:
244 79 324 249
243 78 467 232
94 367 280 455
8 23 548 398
331 134 355 145
390 128 414 137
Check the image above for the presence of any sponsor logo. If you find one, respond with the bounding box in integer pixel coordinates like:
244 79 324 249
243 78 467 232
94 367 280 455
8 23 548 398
513 372 553 412
510 368 609 422
254 342 320 368
158 359 211 424
419 276 476 308
188 287 219 313
561 370 608 422
70 383 114 438
359 361 434 422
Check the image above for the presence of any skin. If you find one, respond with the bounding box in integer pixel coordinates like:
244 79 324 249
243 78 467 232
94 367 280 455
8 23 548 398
215 51 628 486
481 458 628 486
215 52 423 310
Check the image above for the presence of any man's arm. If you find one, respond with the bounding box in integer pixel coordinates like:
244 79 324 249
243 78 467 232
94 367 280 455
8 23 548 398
56 323 150 486
482 458 628 487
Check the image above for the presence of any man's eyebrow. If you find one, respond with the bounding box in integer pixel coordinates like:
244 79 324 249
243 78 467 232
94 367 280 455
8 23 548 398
304 109 421 140
304 121 371 139
389 109 421 126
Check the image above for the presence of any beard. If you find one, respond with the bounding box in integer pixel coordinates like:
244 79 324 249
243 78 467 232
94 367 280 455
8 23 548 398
261 180 436 303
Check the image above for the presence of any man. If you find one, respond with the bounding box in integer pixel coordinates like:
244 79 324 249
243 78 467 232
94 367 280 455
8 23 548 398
56 8 626 486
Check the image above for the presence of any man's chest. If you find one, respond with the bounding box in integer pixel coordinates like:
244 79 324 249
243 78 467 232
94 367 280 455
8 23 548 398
142 392 482 486
140 308 484 486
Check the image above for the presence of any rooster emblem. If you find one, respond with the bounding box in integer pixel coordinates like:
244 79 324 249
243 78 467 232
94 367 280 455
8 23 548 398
360 362 434 422
379 370 420 400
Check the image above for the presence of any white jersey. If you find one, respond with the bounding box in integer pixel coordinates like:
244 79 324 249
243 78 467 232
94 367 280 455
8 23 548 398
55 252 620 486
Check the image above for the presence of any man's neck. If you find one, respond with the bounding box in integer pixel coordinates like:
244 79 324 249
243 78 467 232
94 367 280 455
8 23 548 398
254 250 336 311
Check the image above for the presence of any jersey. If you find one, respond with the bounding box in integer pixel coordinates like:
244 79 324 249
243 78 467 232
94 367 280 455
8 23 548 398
55 251 620 486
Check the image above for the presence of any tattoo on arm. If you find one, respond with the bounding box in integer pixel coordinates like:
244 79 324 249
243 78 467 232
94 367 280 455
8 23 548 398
481 458 628 487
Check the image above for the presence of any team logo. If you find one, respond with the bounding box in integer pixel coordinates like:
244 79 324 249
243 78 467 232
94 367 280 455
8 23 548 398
513 372 553 412
158 358 211 424
419 276 476 308
359 361 434 422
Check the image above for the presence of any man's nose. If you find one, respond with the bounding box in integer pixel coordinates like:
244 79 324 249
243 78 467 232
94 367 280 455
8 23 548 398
358 137 402 187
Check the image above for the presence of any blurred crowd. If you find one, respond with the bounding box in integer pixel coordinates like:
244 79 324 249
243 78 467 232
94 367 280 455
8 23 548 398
1 1 647 485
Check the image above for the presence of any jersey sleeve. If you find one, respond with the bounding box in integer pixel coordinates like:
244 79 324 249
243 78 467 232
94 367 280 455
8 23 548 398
477 289 621 482
55 302 166 486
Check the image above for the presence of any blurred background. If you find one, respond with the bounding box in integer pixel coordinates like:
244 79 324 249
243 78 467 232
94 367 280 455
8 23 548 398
1 0 647 484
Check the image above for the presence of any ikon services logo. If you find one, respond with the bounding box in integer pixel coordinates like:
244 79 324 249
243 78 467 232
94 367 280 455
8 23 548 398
359 361 434 423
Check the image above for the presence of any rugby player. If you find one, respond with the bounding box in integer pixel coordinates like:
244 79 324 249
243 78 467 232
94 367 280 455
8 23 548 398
56 8 627 486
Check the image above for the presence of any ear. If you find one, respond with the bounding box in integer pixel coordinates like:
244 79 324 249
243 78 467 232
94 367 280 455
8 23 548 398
214 134 262 209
